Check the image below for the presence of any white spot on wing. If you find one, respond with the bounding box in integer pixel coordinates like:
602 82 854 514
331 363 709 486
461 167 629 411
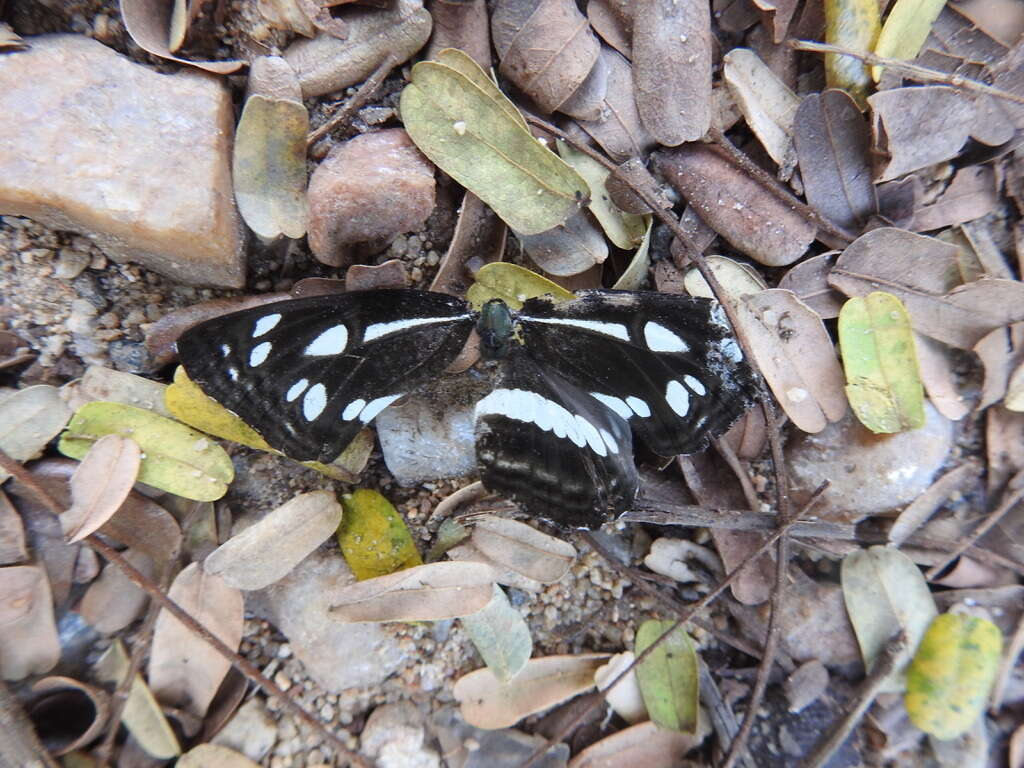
590 392 632 421
305 325 348 356
249 341 272 367
525 317 630 341
227 367 239 382
359 394 402 423
625 396 651 418
303 383 327 421
286 379 309 402
362 316 469 343
643 321 690 352
666 380 690 417
684 375 706 395
341 399 365 421
475 389 608 457
220 344 231 357
253 313 281 338
599 428 619 454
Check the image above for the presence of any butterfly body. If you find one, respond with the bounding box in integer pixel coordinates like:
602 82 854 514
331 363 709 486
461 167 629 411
176 288 754 529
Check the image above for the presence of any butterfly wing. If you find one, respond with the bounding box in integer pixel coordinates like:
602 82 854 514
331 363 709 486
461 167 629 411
516 290 755 456
176 290 475 463
474 353 639 529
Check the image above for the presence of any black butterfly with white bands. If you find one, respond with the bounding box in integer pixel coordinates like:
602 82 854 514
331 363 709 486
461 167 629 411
176 289 754 529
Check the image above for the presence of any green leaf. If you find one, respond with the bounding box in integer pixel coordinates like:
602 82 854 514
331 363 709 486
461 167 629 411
337 489 422 580
838 291 925 433
400 51 587 235
634 620 699 733
872 0 947 82
460 584 533 683
466 262 574 311
58 402 233 502
905 613 1003 740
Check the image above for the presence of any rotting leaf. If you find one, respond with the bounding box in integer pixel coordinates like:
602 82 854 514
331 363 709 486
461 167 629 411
824 0 880 105
634 620 699 733
205 490 343 590
632 0 712 145
460 584 533 683
120 0 244 74
336 488 421 581
0 385 73 483
470 514 576 584
517 210 609 277
95 639 181 759
793 90 876 232
914 332 969 422
0 564 60 680
841 545 938 693
912 166 998 233
872 0 948 82
148 563 244 719
27 676 111 757
58 402 233 502
838 292 925 434
905 613 1003 740
63 434 142 544
400 50 588 236
467 262 575 311
329 561 495 623
453 653 610 729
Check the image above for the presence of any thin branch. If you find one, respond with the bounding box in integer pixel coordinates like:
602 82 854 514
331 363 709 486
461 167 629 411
714 437 761 513
306 54 399 148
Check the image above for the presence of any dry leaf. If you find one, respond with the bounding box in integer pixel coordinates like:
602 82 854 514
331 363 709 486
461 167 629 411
518 210 609 277
575 46 657 162
683 255 767 302
63 435 142 544
120 0 244 73
889 459 983 546
66 365 172 418
793 90 876 232
258 0 317 36
453 653 610 729
653 144 816 267
424 0 492 69
446 541 545 593
633 0 712 144
587 0 633 58
149 563 244 718
914 333 969 421
470 514 576 584
912 165 998 232
974 323 1024 410
872 0 948 81
0 22 27 51
460 584 533 683
1007 361 1024 411
0 490 28 566
568 719 704 767
430 191 507 297
178 744 260 768
329 561 495 622
0 565 60 680
204 490 342 590
776 251 843 319
79 548 155 634
27 676 111 757
0 385 73 482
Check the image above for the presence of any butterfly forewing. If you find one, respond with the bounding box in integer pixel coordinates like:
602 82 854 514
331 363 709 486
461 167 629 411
177 290 475 463
516 291 755 457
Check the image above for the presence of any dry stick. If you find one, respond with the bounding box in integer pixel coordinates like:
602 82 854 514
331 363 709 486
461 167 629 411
713 437 761 513
800 632 908 768
789 39 1024 106
306 54 399 148
0 453 373 768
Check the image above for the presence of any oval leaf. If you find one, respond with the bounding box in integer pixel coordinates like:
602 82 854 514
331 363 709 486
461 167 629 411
634 620 699 733
58 402 234 501
336 489 421 581
470 514 576 584
838 291 925 433
460 584 533 683
467 262 575 310
0 565 60 680
568 720 704 768
166 365 275 452
0 385 72 482
905 613 1003 740
63 434 142 544
400 55 587 235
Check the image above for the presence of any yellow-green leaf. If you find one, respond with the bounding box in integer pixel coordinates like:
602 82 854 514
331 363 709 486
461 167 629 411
466 263 574 311
58 402 233 502
824 0 881 106
433 48 528 131
872 0 947 82
905 613 1003 740
838 291 925 433
400 52 587 235
634 620 699 733
337 489 422 580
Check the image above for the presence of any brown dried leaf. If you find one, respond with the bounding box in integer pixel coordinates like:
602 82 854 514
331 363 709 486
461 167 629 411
736 289 848 433
868 86 976 182
120 0 244 74
178 744 260 768
0 565 60 680
568 719 704 768
425 0 492 69
79 548 155 634
346 260 410 292
793 90 877 232
453 653 610 729
1007 361 1024 412
889 459 983 546
495 0 600 114
975 323 1024 410
653 144 815 266
912 165 998 232
587 0 633 58
64 365 172 418
298 0 349 39
753 0 800 43
63 435 142 544
519 210 609 277
430 192 507 297
204 491 342 590
329 561 495 622
27 676 111 757
149 563 244 718
0 385 72 482
0 490 28 566
911 332 968 421
470 514 576 584
575 47 657 162
258 0 317 36
633 0 712 144
683 255 767 302
777 252 843 319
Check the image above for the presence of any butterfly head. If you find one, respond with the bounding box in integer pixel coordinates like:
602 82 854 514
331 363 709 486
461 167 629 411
476 298 519 360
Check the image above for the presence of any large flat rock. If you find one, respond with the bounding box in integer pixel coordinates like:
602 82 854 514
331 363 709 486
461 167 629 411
0 35 245 287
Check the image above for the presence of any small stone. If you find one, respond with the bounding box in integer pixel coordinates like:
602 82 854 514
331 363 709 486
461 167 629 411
107 341 150 372
211 697 278 761
274 670 293 691
307 129 435 267
54 248 91 279
361 702 439 768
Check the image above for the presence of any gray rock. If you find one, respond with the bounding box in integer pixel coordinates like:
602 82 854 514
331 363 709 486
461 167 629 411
361 702 439 768
0 36 244 288
247 550 406 691
212 697 278 761
431 707 568 768
376 392 477 486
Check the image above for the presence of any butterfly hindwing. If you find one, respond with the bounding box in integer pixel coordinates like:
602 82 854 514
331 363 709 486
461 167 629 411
176 290 475 463
515 290 755 457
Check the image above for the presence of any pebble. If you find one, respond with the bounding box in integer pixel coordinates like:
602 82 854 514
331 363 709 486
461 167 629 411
211 697 278 761
54 248 91 280
0 36 244 287
361 702 440 768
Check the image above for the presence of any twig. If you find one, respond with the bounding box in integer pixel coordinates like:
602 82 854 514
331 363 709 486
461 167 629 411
306 54 399 148
990 608 1024 713
713 437 761 513
622 500 854 539
789 39 1024 106
0 452 373 768
800 632 908 768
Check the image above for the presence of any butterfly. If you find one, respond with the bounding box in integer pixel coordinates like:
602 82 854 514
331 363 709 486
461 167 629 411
176 288 755 529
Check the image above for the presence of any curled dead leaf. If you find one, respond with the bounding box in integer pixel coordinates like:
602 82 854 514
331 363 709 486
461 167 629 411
120 0 244 73
63 434 142 544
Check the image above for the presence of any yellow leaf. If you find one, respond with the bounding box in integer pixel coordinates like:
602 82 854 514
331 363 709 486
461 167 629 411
824 0 881 106
466 263 574 311
337 489 422 580
872 0 947 82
